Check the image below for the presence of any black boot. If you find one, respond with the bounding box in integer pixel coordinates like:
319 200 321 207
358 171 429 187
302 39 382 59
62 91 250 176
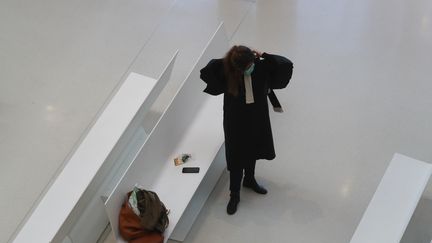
243 178 268 194
227 193 240 215
243 160 267 194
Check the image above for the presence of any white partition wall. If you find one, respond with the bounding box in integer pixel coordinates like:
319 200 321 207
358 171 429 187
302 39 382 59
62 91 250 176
105 23 229 242
350 153 432 243
12 53 177 243
61 53 178 243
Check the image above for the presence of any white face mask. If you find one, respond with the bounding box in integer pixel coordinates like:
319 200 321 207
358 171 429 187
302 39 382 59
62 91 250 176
244 63 255 76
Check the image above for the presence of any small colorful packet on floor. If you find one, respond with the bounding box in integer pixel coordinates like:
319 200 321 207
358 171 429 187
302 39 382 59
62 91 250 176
174 153 192 166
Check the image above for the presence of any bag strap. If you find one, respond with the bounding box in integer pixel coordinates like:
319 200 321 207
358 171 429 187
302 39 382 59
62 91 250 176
268 89 283 113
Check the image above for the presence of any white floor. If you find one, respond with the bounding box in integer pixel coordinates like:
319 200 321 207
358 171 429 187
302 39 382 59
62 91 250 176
1 0 432 243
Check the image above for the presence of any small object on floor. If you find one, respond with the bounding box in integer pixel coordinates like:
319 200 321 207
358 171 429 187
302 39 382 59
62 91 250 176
182 167 200 173
243 180 268 194
174 153 192 166
227 196 240 215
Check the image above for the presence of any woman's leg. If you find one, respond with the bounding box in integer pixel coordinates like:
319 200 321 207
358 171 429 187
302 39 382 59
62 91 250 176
227 168 242 215
229 168 243 195
243 159 268 194
244 159 256 181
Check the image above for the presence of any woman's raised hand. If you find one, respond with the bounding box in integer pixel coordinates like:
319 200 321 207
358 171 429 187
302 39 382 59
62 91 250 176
253 50 262 58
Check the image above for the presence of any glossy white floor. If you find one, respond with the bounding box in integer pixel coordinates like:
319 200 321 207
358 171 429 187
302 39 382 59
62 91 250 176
1 0 432 242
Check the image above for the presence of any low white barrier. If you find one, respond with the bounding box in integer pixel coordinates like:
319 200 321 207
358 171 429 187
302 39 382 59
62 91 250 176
13 53 177 243
350 153 432 243
104 23 228 242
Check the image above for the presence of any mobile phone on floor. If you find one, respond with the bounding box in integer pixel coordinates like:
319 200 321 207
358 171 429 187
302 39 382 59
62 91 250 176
182 167 200 173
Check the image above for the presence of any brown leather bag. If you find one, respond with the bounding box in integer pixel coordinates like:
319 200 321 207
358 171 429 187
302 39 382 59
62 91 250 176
118 190 168 243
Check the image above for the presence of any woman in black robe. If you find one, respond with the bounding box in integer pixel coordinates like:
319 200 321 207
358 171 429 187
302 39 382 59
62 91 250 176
200 45 293 215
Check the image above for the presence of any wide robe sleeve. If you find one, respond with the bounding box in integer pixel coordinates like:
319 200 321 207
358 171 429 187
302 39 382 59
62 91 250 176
261 52 293 89
200 59 225 96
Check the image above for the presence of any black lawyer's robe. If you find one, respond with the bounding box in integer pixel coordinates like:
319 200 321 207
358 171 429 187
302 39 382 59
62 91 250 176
200 53 293 171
